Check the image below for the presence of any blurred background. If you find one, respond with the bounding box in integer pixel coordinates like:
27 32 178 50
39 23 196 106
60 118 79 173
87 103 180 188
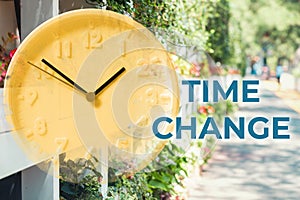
0 0 300 199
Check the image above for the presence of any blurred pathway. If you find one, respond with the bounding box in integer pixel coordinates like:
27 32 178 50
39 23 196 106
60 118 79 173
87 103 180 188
186 80 300 200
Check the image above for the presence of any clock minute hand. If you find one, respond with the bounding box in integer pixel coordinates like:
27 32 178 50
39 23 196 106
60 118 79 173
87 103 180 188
41 59 87 94
27 61 72 89
94 67 126 96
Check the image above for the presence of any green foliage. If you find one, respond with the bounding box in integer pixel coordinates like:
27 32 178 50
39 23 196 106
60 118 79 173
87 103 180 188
58 109 234 199
292 67 300 78
85 0 175 29
209 100 238 126
196 100 238 126
165 0 210 51
230 0 300 69
107 173 155 200
59 153 102 200
201 136 216 164
229 17 248 76
60 175 102 200
172 54 210 78
86 0 300 75
145 142 190 197
85 0 229 63
206 0 232 64
267 25 300 61
106 142 194 199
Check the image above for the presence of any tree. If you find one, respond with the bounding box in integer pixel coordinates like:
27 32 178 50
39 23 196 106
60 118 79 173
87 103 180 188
206 0 232 65
230 0 300 70
86 0 235 74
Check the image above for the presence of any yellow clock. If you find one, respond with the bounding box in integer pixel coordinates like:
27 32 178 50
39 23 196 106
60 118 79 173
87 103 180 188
4 9 179 173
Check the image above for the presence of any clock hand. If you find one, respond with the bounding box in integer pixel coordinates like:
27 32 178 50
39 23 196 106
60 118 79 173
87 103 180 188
94 67 126 96
41 58 87 94
27 61 86 96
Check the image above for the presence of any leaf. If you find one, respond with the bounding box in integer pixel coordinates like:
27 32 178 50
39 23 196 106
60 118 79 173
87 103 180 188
59 153 66 163
181 168 188 177
66 160 76 169
60 182 79 195
148 180 168 191
161 174 172 183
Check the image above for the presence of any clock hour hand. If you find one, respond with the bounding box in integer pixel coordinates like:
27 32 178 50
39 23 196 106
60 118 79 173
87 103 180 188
41 59 87 94
94 67 126 96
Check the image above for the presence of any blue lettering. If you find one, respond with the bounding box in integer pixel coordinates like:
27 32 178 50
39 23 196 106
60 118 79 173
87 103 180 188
152 117 173 139
199 117 222 139
224 117 245 139
213 80 238 102
243 80 259 102
203 80 209 102
248 117 268 139
182 80 201 102
273 117 290 139
176 117 197 139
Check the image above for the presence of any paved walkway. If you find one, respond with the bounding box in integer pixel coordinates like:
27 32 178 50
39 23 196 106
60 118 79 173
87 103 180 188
186 80 300 200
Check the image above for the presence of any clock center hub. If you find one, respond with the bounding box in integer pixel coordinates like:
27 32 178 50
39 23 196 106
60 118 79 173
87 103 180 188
86 92 96 102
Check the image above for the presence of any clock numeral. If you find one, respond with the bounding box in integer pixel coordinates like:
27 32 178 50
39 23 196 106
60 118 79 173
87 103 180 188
55 137 69 153
86 31 102 49
25 130 34 140
35 62 55 80
145 87 158 106
33 62 43 80
135 115 150 127
33 117 47 136
43 66 56 79
18 89 38 106
122 41 126 57
151 57 162 64
17 94 24 100
116 138 129 150
24 118 47 139
35 69 42 80
57 41 72 59
88 21 95 29
158 92 172 105
143 87 172 107
137 58 147 66
136 65 162 78
27 90 38 105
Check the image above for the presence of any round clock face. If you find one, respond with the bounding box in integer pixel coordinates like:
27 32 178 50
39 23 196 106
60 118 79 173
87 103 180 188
4 9 179 173
73 32 180 172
